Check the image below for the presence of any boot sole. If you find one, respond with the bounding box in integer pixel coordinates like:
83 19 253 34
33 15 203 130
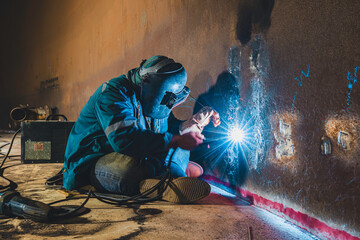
139 177 211 204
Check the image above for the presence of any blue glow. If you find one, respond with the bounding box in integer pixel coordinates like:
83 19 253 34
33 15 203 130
254 206 321 240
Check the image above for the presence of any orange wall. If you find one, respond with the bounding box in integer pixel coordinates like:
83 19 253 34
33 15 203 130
0 0 239 122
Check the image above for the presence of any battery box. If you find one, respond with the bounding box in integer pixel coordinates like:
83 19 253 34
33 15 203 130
21 121 75 163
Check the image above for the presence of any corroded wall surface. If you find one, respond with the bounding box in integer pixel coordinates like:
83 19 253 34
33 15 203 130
0 0 359 237
247 1 360 237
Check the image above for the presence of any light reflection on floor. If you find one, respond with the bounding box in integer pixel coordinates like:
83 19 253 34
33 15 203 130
252 205 320 240
210 184 320 240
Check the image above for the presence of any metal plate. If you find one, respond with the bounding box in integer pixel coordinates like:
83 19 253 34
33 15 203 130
24 140 51 160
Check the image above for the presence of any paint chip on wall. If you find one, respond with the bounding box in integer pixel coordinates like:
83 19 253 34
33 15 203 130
275 119 295 159
324 114 360 165
337 131 351 150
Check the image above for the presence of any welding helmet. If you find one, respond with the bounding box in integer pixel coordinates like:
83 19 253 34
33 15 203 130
139 56 190 119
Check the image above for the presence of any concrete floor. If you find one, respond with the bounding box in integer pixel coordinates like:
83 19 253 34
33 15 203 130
0 132 320 240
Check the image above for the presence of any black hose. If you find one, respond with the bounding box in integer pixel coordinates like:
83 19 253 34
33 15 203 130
1 128 177 220
0 128 21 169
47 148 177 214
0 143 10 149
50 190 92 219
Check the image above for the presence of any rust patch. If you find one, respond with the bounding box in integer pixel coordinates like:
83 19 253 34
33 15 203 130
269 111 301 170
325 113 360 165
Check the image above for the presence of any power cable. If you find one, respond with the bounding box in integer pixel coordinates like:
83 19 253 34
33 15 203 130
0 128 21 192
0 127 177 221
0 128 21 169
47 148 176 208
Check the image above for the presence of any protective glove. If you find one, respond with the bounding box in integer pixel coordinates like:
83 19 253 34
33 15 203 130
180 106 221 135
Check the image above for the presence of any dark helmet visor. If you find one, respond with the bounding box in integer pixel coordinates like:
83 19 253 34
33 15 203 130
160 86 190 109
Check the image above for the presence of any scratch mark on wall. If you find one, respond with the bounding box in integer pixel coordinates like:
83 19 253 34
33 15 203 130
291 64 310 113
346 66 359 111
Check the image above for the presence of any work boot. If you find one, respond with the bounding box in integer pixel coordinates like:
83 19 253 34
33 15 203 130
139 177 211 204
185 161 204 178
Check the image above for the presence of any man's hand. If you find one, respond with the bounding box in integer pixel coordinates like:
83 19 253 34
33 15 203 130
211 111 221 127
168 132 204 150
180 106 221 134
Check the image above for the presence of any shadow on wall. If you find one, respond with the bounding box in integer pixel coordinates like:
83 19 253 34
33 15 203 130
189 0 275 187
190 72 249 186
236 0 275 45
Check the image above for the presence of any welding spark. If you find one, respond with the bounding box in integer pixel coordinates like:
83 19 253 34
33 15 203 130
229 127 245 143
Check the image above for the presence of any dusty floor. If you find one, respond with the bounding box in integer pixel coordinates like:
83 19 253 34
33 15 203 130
0 132 319 240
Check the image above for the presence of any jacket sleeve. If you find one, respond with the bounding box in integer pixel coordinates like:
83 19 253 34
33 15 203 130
94 86 173 159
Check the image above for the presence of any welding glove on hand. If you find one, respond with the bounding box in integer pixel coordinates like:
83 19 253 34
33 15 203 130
180 106 221 135
168 107 220 150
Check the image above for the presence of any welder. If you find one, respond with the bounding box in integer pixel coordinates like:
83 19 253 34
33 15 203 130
63 56 220 203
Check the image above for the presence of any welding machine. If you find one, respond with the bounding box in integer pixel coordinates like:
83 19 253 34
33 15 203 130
21 120 74 163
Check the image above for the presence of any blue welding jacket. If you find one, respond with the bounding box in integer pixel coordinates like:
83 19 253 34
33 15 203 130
63 74 181 190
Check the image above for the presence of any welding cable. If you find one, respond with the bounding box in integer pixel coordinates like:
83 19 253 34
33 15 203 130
59 165 172 206
0 128 21 169
92 170 172 205
0 154 21 159
45 169 172 219
46 147 176 218
90 148 176 205
91 167 171 204
45 169 171 207
47 196 89 205
0 153 21 159
0 142 10 149
0 128 21 192
49 189 92 219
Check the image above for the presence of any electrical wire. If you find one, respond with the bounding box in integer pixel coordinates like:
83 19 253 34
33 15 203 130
48 148 176 210
0 128 21 169
0 143 10 149
44 147 177 221
0 128 21 193
50 190 92 219
87 149 176 205
0 127 176 220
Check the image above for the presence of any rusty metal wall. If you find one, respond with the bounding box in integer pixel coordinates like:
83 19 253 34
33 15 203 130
0 0 359 237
